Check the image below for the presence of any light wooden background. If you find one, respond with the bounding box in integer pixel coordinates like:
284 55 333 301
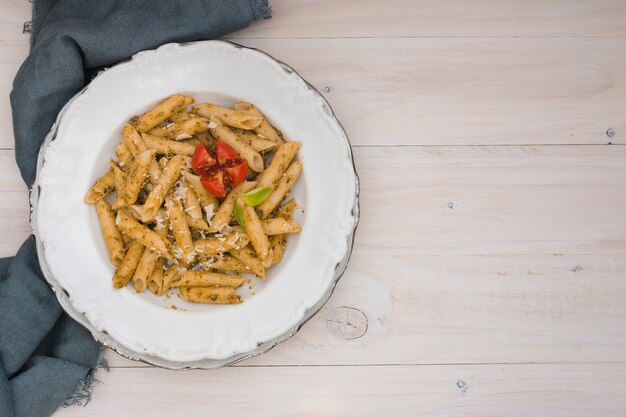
2 0 626 415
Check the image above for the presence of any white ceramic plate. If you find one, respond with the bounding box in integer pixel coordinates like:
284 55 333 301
31 41 359 368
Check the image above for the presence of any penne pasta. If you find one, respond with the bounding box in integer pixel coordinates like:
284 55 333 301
185 214 210 231
208 181 257 232
256 141 301 190
269 199 298 266
234 129 278 152
142 133 196 156
233 102 284 145
122 124 162 185
171 271 244 288
116 209 171 258
192 103 262 130
178 286 240 304
258 161 302 218
162 266 183 294
181 171 219 217
112 149 156 209
148 117 209 140
132 248 159 293
230 245 266 279
136 94 194 132
110 160 128 192
84 169 115 204
208 116 264 172
115 141 133 171
169 110 191 123
130 155 185 222
166 195 195 264
95 199 126 266
147 258 165 296
269 234 286 266
232 217 301 236
200 255 250 274
180 177 203 220
240 198 272 266
194 233 249 256
112 240 145 289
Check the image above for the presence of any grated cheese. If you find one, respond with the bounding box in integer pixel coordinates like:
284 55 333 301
203 204 215 226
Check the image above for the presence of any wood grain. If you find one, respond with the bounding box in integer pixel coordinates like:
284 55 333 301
5 0 626 41
234 0 626 38
52 363 626 417
3 37 626 147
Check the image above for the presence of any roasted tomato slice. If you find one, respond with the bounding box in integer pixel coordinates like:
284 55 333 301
215 141 239 165
191 144 217 175
223 159 248 187
200 169 226 198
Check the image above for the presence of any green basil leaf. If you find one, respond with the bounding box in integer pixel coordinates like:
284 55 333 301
242 187 271 207
233 201 246 231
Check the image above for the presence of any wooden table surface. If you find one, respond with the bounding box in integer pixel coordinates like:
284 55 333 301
3 1 626 415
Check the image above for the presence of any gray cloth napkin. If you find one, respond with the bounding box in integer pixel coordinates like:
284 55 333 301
2 1 270 416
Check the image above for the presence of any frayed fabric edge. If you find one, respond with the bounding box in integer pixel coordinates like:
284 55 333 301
254 0 272 19
62 351 110 408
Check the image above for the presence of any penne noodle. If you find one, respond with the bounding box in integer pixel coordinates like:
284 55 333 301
230 245 266 279
208 116 264 172
181 171 219 216
194 233 249 256
112 240 145 289
172 271 244 288
234 129 278 152
233 102 284 145
208 181 257 232
116 209 171 258
115 141 133 171
256 141 301 190
258 161 302 218
162 266 184 294
185 214 210 231
166 195 195 264
110 160 128 192
132 248 159 293
147 258 165 296
136 94 194 132
112 149 156 209
169 110 191 123
180 177 203 220
269 199 298 266
130 155 185 222
192 103 262 130
178 286 240 304
142 133 196 156
84 168 115 204
148 117 209 140
232 217 301 236
240 198 272 266
95 199 126 266
269 234 286 266
122 124 162 185
200 255 250 274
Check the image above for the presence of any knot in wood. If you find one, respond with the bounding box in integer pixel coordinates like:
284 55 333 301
326 306 368 340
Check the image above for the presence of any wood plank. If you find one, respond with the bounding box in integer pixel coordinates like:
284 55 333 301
52 363 626 416
0 0 30 41
0 40 28 148
4 0 626 41
3 37 626 148
234 0 626 38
